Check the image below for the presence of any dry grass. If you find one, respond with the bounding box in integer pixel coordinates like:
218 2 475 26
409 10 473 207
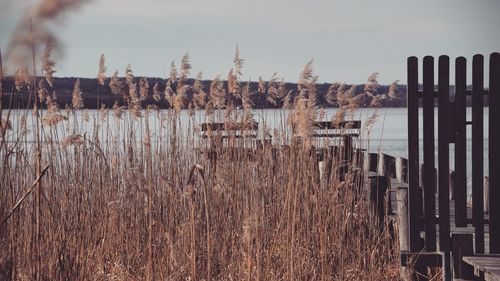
0 50 405 280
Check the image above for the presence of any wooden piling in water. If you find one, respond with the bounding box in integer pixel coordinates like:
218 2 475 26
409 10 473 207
378 153 396 179
364 152 378 174
396 157 408 183
396 184 411 281
368 175 388 228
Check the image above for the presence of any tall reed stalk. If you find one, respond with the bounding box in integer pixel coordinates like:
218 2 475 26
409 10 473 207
0 53 405 280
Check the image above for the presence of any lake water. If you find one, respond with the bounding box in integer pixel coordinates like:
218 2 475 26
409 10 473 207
2 107 490 185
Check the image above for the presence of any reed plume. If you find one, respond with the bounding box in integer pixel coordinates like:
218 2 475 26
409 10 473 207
169 61 178 83
233 45 244 77
61 134 84 148
140 77 149 100
125 64 134 86
227 68 238 96
152 82 161 102
325 82 342 106
364 72 380 93
266 72 279 106
5 0 91 71
109 70 121 95
193 72 207 108
387 80 399 99
42 40 56 87
209 75 225 109
174 85 189 113
72 78 84 109
258 76 266 94
179 53 191 89
112 101 126 119
14 67 31 91
97 54 107 86
164 79 175 107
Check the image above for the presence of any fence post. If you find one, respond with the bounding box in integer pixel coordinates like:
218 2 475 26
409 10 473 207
472 54 485 254
407 56 422 251
423 55 437 251
489 52 500 254
438 55 451 281
454 57 467 227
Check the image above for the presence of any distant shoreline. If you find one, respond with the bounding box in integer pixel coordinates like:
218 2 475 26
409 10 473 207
1 77 488 109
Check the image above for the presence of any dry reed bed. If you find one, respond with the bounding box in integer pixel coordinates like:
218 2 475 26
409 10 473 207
0 51 401 280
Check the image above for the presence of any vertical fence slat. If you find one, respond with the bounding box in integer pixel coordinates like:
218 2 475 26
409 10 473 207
454 57 468 227
423 55 437 251
490 52 500 253
407 56 422 251
438 56 451 253
438 56 451 281
472 54 484 254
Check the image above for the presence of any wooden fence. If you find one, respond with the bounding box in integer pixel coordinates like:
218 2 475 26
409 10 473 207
403 53 500 280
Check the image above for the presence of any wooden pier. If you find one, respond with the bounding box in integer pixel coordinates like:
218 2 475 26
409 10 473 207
392 53 500 281
197 53 500 280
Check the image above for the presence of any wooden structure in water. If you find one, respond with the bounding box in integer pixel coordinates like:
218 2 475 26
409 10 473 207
197 54 500 279
398 53 500 280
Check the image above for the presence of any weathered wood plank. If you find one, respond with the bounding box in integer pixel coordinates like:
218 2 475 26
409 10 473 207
438 55 451 255
454 56 468 227
368 175 389 227
407 56 422 251
472 54 485 254
490 52 500 254
423 55 437 251
438 56 451 281
312 120 361 129
396 157 408 183
201 121 258 131
396 184 413 281
463 256 500 278
378 153 396 178
452 234 474 279
400 251 442 267
311 133 359 138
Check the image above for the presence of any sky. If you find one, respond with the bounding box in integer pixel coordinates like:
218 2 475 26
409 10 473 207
1 0 499 84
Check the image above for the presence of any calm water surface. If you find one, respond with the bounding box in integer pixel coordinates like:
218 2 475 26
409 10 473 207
3 107 490 186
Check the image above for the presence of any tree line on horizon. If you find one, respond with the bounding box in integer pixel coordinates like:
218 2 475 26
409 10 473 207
1 76 409 109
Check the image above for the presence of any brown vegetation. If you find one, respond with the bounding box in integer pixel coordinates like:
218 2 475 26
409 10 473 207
0 47 402 280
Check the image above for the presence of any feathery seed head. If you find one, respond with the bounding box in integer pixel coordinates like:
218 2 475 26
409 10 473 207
97 54 107 86
72 78 84 109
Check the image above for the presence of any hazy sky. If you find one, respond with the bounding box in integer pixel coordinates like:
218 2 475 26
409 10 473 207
1 0 499 84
